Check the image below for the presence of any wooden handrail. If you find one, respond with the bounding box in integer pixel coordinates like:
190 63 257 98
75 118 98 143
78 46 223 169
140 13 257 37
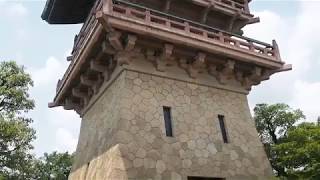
114 0 268 47
111 0 279 60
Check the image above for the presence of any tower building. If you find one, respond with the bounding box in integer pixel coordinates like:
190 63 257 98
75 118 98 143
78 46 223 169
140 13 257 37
43 0 291 179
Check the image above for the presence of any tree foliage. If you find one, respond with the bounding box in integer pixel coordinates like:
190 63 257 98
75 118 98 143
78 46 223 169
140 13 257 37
254 103 305 145
32 152 74 180
253 103 320 179
0 61 34 115
0 61 74 179
274 123 320 179
0 61 36 179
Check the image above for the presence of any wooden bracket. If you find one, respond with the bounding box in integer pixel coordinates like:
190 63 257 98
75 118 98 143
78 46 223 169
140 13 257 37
72 88 87 98
178 58 188 70
108 31 123 50
102 40 116 55
125 34 137 51
188 52 206 78
220 60 235 80
92 74 103 94
63 98 81 111
80 75 96 87
156 44 174 72
90 60 106 73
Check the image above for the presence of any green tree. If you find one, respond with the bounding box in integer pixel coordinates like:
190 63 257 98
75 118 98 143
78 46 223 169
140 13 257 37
32 152 74 180
253 103 305 177
274 122 320 179
0 61 36 179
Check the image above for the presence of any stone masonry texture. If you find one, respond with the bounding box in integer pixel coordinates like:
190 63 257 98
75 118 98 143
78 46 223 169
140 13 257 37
69 69 273 180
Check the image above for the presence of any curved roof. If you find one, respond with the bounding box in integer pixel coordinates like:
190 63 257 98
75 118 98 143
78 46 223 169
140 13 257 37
41 0 95 24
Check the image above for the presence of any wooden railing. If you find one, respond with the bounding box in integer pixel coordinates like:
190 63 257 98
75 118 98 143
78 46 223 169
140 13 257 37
57 1 103 93
72 0 103 55
56 0 279 95
111 0 280 60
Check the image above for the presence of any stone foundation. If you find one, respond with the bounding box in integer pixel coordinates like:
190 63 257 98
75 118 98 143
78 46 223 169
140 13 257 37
69 69 273 180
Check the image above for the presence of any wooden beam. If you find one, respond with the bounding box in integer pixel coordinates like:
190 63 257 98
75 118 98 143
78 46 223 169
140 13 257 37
193 52 206 70
272 40 282 61
108 31 123 50
249 66 262 82
208 64 221 82
220 60 235 79
156 44 174 71
227 12 240 32
146 49 156 61
163 0 172 13
201 3 213 24
235 71 244 82
92 74 103 94
80 75 96 86
242 76 252 90
188 52 206 78
63 98 80 111
90 60 106 72
178 58 188 70
72 88 88 98
102 40 116 55
67 56 73 62
247 17 260 25
125 34 137 51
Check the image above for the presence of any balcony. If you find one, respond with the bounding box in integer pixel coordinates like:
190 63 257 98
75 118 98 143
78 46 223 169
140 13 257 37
50 0 290 113
99 0 282 66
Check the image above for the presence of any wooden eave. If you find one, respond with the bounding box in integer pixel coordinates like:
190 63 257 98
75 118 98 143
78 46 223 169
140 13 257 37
48 0 292 114
41 0 95 24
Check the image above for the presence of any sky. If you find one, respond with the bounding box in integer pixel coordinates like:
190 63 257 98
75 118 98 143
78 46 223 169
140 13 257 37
0 0 319 156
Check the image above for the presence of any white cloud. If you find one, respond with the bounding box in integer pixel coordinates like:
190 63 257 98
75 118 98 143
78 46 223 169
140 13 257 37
247 1 320 122
55 128 78 153
31 57 68 88
28 56 80 155
290 81 320 121
0 2 28 18
244 10 284 43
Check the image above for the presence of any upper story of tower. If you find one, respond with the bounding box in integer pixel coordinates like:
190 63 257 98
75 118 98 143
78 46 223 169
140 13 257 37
42 0 257 34
43 0 291 115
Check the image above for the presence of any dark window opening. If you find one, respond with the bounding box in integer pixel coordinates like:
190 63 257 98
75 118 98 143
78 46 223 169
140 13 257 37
218 115 229 143
163 106 173 137
188 176 225 180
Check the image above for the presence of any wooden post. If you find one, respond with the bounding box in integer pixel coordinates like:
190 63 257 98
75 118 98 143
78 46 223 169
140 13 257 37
272 40 282 61
184 22 190 33
218 32 224 42
163 0 172 13
102 0 112 14
243 0 250 14
146 10 151 23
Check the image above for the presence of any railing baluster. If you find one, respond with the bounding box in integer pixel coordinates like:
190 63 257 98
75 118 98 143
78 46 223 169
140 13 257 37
146 10 151 23
203 31 208 38
272 40 281 61
243 0 250 14
235 41 240 48
218 32 224 42
184 22 190 33
125 7 130 15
